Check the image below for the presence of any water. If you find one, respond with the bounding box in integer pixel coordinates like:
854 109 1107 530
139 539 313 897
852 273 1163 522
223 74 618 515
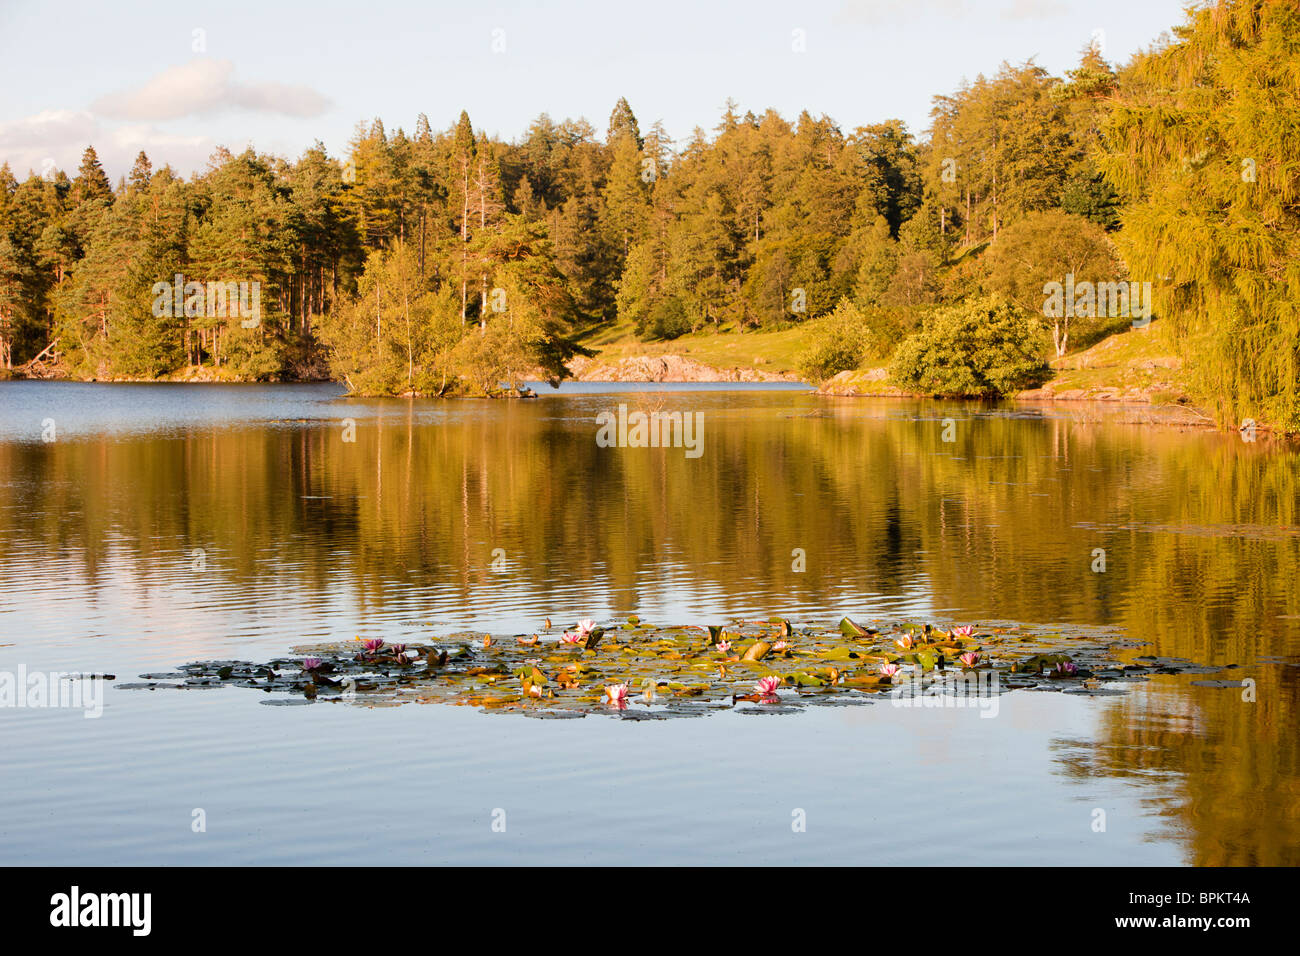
1 380 1297 865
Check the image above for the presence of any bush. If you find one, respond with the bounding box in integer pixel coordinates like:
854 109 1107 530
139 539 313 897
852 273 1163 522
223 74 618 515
889 297 1051 396
796 298 871 383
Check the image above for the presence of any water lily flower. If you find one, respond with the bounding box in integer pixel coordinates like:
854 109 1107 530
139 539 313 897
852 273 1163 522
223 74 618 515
605 683 629 704
959 652 979 668
363 638 384 654
951 625 975 639
773 640 789 652
391 643 407 656
755 675 782 697
879 662 900 678
717 640 732 654
1053 660 1078 676
301 657 322 672
560 631 585 644
575 619 597 640
896 634 914 649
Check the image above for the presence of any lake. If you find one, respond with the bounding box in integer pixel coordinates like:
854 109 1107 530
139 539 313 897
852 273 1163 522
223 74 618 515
1 380 1297 865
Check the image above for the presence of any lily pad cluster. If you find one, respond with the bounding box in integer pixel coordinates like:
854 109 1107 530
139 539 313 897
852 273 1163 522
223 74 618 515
117 615 1234 718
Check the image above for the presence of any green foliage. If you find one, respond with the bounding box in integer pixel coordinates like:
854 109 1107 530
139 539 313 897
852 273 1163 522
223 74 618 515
981 209 1123 355
1061 164 1122 231
2 21 1292 427
1098 0 1300 432
890 297 1051 396
636 296 691 340
796 298 874 383
926 62 1077 247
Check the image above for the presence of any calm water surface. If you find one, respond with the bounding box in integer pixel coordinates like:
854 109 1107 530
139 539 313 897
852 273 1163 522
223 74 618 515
1 381 1297 865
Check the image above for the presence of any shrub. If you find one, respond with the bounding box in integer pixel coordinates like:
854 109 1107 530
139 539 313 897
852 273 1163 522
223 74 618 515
796 298 871 383
889 297 1051 397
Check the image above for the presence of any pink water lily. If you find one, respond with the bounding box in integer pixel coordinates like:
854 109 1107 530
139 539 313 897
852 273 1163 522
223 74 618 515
1053 660 1078 676
560 631 585 644
755 675 782 697
895 634 914 649
575 619 597 639
950 625 975 639
879 662 900 678
605 683 629 707
301 657 322 672
391 643 407 656
773 640 789 652
716 640 732 654
363 638 384 654
958 652 980 668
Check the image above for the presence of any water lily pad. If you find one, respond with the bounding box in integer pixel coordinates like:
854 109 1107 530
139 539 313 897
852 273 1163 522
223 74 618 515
122 615 1217 719
840 617 870 638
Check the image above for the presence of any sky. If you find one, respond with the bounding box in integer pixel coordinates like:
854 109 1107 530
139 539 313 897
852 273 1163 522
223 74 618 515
0 0 1194 181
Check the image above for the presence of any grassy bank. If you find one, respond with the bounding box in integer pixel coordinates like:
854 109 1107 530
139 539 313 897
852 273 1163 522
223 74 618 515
575 321 807 379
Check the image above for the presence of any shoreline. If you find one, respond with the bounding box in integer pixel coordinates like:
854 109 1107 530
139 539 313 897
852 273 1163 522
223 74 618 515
2 353 1278 437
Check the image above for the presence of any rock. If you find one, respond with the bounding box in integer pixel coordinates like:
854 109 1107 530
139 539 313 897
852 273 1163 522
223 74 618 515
566 353 798 383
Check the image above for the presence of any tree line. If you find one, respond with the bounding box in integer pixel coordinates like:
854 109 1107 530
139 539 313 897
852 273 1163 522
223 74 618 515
0 0 1295 428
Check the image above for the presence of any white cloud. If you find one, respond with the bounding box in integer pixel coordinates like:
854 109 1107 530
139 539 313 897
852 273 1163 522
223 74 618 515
91 58 331 121
0 110 213 180
0 109 97 152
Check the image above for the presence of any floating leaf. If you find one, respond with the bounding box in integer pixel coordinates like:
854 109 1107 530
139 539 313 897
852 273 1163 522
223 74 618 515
840 617 869 638
132 618 1213 719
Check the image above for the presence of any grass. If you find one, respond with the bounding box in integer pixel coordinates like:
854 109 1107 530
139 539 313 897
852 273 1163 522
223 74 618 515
575 315 1202 407
577 320 809 375
1038 319 1197 401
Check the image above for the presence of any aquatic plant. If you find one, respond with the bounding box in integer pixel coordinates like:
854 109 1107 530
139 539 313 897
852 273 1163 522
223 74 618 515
124 615 1223 720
